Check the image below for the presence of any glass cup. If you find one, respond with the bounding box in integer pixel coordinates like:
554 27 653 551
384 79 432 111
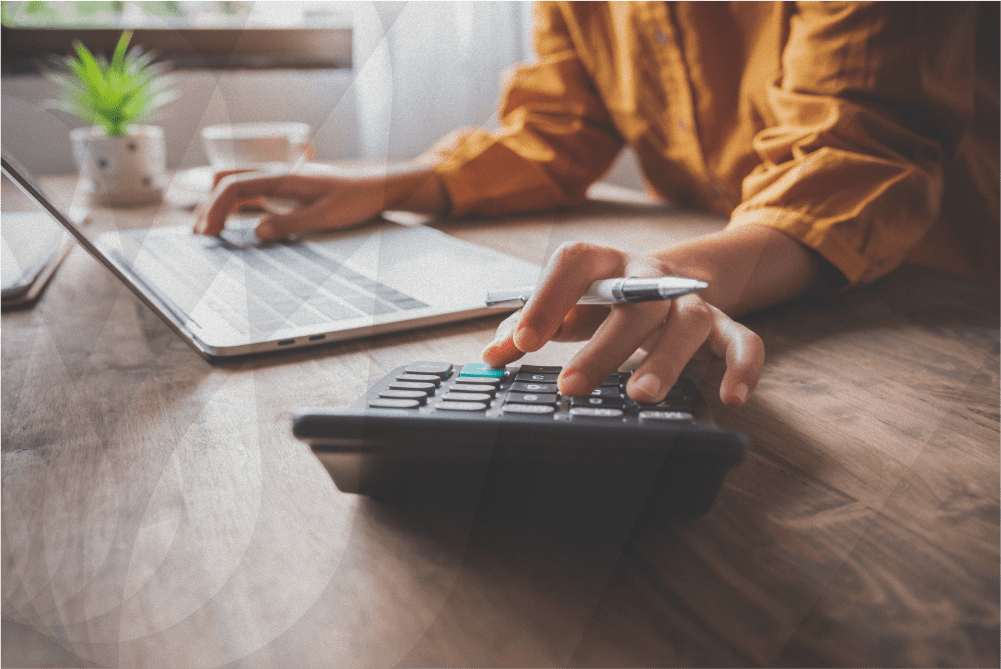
200 122 311 172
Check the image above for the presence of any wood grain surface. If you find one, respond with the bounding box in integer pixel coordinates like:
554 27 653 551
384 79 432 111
2 177 998 668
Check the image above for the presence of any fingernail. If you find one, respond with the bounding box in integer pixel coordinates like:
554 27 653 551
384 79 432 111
559 369 587 396
733 382 749 405
483 335 516 360
631 373 661 400
514 326 541 352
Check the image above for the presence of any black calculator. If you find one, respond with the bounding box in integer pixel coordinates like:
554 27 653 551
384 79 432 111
293 362 746 516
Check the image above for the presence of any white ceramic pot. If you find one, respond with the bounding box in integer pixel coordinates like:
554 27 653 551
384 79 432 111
70 125 166 206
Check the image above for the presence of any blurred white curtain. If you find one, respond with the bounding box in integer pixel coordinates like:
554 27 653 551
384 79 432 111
348 1 535 161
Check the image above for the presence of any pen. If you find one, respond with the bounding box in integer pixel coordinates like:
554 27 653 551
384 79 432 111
485 276 708 308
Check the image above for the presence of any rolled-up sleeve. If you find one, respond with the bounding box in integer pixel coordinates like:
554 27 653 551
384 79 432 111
432 3 624 217
729 2 977 287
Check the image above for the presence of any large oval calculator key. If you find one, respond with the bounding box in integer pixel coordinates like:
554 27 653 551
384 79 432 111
293 362 746 517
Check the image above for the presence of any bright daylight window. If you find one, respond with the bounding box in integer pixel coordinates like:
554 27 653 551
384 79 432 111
1 1 353 71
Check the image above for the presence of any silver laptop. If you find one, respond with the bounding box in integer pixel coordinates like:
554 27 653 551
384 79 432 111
1 152 540 359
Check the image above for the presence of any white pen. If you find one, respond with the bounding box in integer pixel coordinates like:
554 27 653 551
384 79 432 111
485 276 708 308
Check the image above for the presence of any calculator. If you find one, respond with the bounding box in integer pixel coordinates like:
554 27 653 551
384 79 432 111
293 362 746 516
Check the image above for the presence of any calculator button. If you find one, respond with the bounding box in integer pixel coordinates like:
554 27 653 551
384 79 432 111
378 389 428 403
637 399 690 411
518 365 562 374
502 403 556 415
369 398 421 409
450 375 502 386
638 410 694 421
600 373 621 387
396 373 441 386
440 391 492 403
458 363 506 378
514 372 559 384
448 383 497 395
507 392 559 405
435 400 488 411
389 381 437 392
404 361 453 378
569 407 624 418
663 387 692 401
656 401 692 411
510 381 558 393
570 396 625 409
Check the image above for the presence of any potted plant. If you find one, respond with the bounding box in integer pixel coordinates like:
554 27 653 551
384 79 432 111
46 30 178 206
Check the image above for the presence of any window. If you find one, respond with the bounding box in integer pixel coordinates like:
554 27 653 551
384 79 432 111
1 1 352 72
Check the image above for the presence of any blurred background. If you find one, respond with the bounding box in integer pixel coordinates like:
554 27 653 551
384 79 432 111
1 1 643 188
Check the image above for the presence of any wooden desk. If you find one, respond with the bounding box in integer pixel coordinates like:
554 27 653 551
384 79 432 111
3 177 998 668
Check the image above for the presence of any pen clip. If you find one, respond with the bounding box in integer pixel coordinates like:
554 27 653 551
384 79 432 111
485 288 531 308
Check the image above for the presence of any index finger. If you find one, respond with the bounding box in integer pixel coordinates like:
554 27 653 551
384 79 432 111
194 173 323 236
211 168 254 189
513 242 625 353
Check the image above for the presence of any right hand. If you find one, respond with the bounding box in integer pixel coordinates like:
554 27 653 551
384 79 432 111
194 169 395 241
481 242 765 407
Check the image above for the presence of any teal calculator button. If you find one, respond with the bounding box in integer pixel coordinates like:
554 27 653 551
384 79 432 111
459 363 505 378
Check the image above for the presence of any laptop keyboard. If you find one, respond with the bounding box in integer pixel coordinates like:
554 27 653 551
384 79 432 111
138 233 430 335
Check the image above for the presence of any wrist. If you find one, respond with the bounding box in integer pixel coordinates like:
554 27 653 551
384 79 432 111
382 168 449 217
653 224 832 317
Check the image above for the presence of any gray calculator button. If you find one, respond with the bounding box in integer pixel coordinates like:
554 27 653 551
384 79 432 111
514 372 559 383
404 361 453 377
569 407 624 418
507 392 559 405
396 373 441 385
378 389 428 403
571 395 624 408
511 381 558 393
369 398 421 409
518 365 562 373
450 375 501 386
389 381 437 392
638 410 694 421
448 383 496 394
435 400 488 411
440 392 492 403
502 403 556 414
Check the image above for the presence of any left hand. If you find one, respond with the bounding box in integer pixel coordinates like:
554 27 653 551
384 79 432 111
481 242 765 407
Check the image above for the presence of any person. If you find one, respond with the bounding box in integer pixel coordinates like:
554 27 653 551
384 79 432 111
195 2 998 407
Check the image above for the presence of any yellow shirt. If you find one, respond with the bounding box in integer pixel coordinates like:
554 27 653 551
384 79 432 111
434 2 999 286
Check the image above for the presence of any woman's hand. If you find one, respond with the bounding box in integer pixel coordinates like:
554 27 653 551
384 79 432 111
193 164 448 241
481 242 765 407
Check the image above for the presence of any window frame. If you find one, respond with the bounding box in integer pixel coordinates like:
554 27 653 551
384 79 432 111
1 25 352 73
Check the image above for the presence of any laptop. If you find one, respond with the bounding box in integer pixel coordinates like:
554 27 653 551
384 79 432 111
1 152 541 360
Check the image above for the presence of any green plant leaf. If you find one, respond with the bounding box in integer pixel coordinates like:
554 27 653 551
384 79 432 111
111 30 132 73
72 40 107 97
44 30 177 137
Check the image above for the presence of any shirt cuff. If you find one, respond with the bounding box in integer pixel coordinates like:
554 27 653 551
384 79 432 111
727 206 865 288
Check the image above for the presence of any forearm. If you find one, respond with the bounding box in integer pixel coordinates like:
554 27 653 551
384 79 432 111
381 167 450 216
655 224 836 318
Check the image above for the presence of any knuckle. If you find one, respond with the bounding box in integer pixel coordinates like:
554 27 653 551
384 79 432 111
551 241 604 268
674 295 713 330
624 253 672 278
